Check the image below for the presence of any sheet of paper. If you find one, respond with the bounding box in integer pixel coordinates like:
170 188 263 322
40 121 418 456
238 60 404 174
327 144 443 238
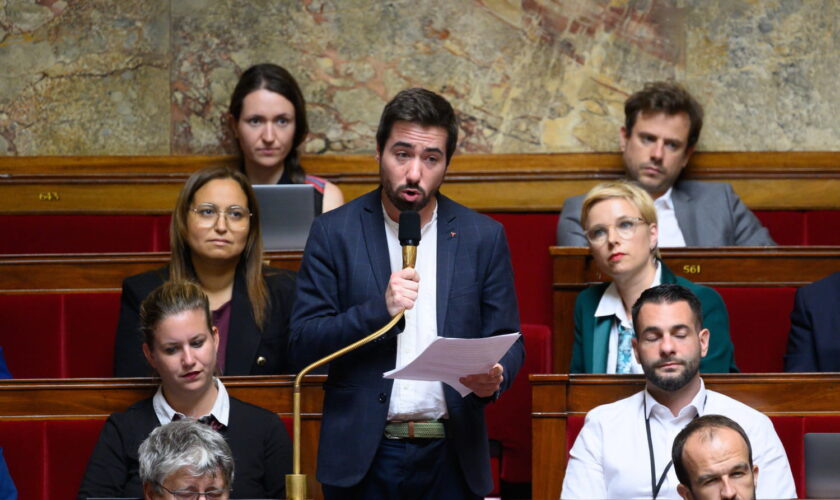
383 332 521 397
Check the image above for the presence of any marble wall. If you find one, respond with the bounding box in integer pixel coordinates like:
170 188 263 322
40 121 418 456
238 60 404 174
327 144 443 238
0 0 837 156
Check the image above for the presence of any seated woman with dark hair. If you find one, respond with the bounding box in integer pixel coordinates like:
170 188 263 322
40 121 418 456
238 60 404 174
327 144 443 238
568 180 737 374
228 63 343 213
114 166 296 377
80 281 290 499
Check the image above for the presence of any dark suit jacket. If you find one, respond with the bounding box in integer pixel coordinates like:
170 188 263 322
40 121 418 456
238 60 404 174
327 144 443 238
288 189 524 496
570 262 738 373
76 396 291 499
113 265 296 377
785 272 840 371
556 179 776 246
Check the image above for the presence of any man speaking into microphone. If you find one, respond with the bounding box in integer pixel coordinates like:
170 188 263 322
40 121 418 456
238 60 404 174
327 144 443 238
290 88 523 500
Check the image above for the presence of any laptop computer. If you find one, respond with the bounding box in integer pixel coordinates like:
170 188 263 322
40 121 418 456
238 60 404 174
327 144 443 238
252 184 316 251
805 432 840 498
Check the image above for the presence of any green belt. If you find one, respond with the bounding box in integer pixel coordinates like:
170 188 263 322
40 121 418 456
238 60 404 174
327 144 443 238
384 420 446 439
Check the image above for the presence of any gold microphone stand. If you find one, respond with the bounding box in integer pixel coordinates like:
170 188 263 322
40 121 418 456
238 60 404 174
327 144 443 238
286 245 417 500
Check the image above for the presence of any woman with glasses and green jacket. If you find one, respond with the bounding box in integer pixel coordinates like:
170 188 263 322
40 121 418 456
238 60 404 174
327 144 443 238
113 166 296 377
567 180 737 374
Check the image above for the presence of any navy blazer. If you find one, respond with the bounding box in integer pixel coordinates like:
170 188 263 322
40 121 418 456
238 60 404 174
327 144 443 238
113 265 296 377
785 272 840 371
289 189 523 496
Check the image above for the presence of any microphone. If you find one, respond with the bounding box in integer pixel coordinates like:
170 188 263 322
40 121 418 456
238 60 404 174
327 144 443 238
287 209 422 500
398 210 420 269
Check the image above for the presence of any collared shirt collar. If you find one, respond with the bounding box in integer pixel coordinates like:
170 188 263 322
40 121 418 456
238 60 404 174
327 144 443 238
643 378 707 420
594 261 663 324
654 187 675 210
382 202 438 236
152 377 230 427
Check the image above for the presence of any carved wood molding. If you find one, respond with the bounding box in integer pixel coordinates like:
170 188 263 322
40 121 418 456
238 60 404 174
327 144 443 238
1 152 839 212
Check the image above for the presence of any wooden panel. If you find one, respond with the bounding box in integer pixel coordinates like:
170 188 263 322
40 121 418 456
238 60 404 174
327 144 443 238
551 247 840 373
530 373 840 500
0 251 302 293
1 152 839 213
0 375 325 499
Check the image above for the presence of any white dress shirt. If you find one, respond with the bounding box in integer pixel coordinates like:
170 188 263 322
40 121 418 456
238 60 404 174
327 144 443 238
152 377 230 426
383 204 448 421
595 262 662 374
561 379 796 499
654 188 687 247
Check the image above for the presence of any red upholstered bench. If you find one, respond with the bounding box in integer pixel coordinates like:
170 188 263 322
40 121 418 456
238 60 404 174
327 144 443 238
0 415 294 500
755 210 840 246
714 287 796 373
485 213 558 328
0 293 121 378
0 419 105 500
0 215 171 254
486 323 553 495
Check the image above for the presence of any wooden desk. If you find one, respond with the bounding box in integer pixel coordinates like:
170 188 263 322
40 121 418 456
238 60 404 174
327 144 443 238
0 251 302 292
530 373 840 500
0 375 326 499
551 246 840 373
2 152 839 213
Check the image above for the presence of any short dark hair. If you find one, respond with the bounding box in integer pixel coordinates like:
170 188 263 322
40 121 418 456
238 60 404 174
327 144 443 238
624 81 704 149
672 414 753 488
631 283 704 333
375 88 458 165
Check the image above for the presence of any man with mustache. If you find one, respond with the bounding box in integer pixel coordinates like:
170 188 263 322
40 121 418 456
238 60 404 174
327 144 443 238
557 81 774 247
561 284 794 499
290 88 523 499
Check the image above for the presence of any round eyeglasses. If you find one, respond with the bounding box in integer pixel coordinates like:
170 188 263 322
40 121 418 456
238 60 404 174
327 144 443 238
189 203 251 228
585 217 647 245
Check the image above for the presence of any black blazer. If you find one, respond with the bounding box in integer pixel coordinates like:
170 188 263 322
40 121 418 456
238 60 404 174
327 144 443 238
76 396 291 499
113 265 296 377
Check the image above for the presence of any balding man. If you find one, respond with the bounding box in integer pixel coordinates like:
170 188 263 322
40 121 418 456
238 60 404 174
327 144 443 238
672 414 758 500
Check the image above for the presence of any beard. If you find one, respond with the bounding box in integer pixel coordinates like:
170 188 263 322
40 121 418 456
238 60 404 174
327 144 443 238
382 178 434 213
641 354 700 392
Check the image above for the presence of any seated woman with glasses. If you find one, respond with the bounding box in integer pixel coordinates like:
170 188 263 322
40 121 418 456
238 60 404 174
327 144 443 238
139 419 234 500
79 281 290 499
569 180 737 374
114 166 296 377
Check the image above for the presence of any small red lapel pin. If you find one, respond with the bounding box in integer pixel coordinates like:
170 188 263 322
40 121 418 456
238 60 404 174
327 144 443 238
450 231 457 238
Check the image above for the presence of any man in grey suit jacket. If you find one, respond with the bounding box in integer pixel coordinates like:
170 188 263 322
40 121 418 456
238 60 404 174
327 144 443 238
557 81 774 247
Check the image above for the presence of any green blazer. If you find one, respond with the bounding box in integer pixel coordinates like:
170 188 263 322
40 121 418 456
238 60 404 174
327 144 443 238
569 262 738 373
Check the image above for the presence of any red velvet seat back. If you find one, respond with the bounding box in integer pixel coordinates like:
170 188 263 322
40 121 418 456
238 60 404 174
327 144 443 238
715 287 795 373
804 210 840 245
0 295 63 378
0 293 121 378
485 213 558 327
63 293 122 378
0 421 46 498
46 419 105 499
0 215 171 254
485 323 553 484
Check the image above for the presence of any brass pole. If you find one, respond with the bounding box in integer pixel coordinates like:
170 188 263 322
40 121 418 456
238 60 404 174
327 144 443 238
286 244 417 500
